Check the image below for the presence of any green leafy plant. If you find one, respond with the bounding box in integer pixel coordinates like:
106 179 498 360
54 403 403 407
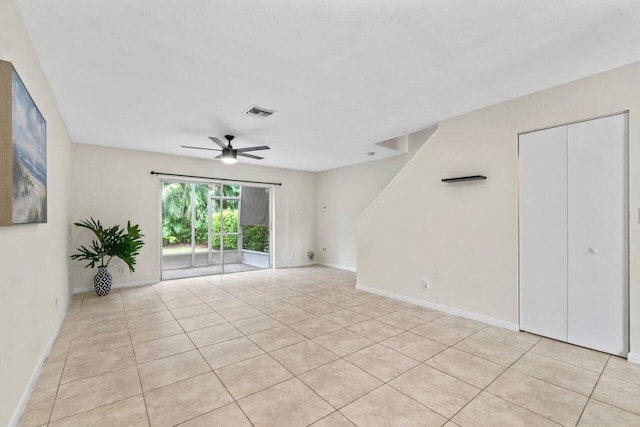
242 225 269 252
70 218 145 272
161 182 269 253
211 209 238 249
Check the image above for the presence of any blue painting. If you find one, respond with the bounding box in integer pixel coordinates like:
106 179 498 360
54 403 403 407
12 67 46 224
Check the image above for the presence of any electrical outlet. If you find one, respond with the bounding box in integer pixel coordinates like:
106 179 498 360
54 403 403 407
118 267 125 275
421 280 430 290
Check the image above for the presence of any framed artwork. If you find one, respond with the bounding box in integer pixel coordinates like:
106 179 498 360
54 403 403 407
0 60 47 225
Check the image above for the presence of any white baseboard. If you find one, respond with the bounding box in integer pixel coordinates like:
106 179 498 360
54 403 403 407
287 261 316 268
628 353 640 365
316 262 357 273
355 283 519 331
72 279 158 295
9 293 72 427
11 278 159 425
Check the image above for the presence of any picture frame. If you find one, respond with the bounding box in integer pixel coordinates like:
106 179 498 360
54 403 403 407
0 60 47 225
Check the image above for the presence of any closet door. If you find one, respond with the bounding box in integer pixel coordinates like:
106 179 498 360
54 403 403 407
567 113 628 356
519 126 568 341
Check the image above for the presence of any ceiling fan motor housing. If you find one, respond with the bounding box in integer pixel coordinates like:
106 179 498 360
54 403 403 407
221 148 237 163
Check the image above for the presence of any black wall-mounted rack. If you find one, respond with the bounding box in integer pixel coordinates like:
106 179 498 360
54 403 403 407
441 175 487 183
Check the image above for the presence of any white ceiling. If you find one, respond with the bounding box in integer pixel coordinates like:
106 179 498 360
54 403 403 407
17 0 640 171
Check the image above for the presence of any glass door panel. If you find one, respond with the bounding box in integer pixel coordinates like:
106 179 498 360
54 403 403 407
161 181 193 270
221 195 239 272
241 225 269 253
222 200 239 234
193 184 212 267
223 184 240 197
210 198 222 270
237 186 270 271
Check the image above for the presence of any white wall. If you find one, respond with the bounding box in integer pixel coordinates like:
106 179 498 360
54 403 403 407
316 128 434 270
70 144 317 291
356 62 640 354
0 1 73 424
285 169 317 267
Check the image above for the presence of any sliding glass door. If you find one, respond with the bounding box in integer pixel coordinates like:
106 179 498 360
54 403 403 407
161 180 271 280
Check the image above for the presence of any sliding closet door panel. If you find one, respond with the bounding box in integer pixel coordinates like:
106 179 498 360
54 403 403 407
519 126 568 341
568 113 628 356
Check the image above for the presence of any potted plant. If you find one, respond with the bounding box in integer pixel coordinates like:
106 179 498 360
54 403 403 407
70 218 145 296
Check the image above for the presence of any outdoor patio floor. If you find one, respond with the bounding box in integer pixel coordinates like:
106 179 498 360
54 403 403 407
162 263 262 280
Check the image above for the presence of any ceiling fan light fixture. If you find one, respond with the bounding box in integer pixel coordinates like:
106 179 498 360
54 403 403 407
221 149 237 164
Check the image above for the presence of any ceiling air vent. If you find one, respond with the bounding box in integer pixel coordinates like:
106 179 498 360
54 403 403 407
243 105 276 119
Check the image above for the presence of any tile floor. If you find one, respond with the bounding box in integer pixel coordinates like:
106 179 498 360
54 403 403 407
18 266 640 426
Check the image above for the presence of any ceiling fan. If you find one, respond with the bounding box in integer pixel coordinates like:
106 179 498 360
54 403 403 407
181 135 270 164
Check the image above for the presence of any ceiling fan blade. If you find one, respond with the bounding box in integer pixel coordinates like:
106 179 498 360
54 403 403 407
237 152 264 160
208 136 228 149
181 145 222 151
214 154 223 159
235 146 271 153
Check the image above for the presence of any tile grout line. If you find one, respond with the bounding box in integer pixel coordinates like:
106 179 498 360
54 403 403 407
245 294 465 423
43 293 82 426
575 354 610 425
221 287 347 421
198 274 384 425
236 306 412 423
575 355 640 422
159 285 254 426
47 276 471 425
445 340 549 425
45 293 141 425
587 396 640 418
527 336 611 374
32 268 630 427
151 282 258 426
372 326 489 421
449 328 612 426
422 325 622 416
235 281 487 426
124 297 153 427
49 298 148 423
485 335 612 401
